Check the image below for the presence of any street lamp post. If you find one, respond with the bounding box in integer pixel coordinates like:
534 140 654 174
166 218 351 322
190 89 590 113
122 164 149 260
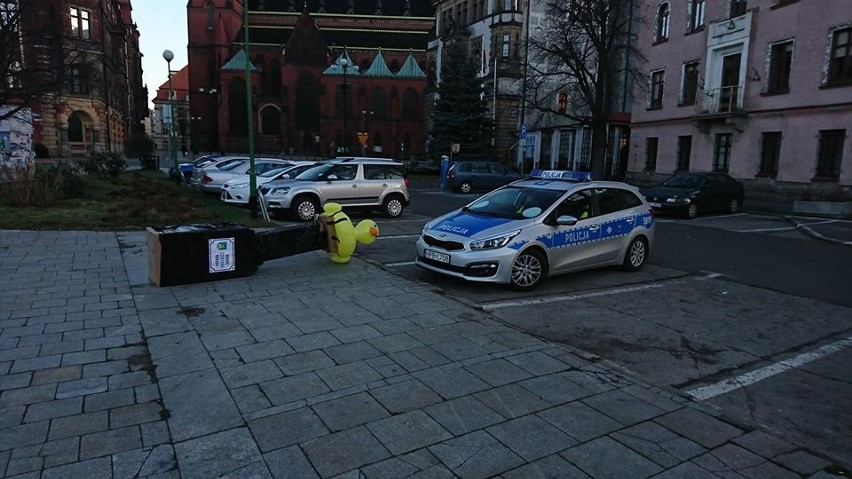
341 55 349 155
243 5 258 218
162 49 179 185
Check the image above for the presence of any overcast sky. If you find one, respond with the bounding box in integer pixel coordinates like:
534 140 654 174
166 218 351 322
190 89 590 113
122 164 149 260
133 0 189 109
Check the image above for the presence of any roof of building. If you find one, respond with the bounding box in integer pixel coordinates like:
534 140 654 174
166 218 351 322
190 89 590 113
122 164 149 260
154 66 190 102
323 51 361 76
221 49 262 72
362 49 393 77
396 51 426 79
248 0 434 17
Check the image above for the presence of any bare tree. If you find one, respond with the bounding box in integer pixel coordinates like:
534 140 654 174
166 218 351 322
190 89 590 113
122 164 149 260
0 0 84 122
525 0 644 178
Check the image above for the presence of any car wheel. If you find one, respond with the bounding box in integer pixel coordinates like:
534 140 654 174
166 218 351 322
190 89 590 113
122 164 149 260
728 199 741 214
459 182 472 194
509 248 547 291
290 195 319 222
383 194 405 218
622 236 648 272
686 203 699 219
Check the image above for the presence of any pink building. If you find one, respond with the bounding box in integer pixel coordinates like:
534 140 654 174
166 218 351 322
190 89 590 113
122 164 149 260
628 0 852 197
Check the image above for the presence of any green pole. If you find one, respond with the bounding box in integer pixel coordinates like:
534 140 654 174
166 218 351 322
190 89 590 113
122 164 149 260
244 3 258 218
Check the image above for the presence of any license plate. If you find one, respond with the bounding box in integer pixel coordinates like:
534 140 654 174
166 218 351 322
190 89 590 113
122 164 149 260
648 202 661 208
424 249 450 263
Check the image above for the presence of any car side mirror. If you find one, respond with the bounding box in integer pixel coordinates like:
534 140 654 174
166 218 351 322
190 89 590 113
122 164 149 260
556 215 578 226
282 174 291 179
326 174 338 181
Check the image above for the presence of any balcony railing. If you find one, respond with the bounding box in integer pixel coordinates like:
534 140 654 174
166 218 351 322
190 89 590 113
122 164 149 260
697 85 744 114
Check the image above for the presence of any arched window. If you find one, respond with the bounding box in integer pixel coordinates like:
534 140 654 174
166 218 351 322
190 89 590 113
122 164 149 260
335 86 351 119
260 106 280 136
228 77 248 135
295 72 320 130
68 116 83 142
371 87 388 119
402 88 419 120
269 59 281 95
656 3 670 41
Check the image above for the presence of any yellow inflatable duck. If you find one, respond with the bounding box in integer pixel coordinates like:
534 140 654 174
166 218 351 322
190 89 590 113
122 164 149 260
320 202 379 264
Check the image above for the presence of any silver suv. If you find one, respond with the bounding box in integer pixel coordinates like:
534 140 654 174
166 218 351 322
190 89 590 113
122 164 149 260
259 158 410 221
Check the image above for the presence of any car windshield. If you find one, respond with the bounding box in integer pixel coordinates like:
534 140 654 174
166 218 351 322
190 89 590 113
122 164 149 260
218 160 247 172
466 187 564 219
261 167 287 178
662 174 702 188
293 164 334 181
277 164 314 179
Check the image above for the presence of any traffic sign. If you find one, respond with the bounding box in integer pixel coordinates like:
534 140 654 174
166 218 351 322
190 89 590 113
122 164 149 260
451 143 460 154
357 132 369 145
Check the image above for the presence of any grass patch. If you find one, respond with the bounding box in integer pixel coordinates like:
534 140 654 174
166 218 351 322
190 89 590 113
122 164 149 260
0 170 276 231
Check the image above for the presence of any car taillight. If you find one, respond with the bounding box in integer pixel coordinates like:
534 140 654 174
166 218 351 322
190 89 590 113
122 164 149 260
403 177 410 188
203 175 213 183
448 170 456 179
648 208 656 218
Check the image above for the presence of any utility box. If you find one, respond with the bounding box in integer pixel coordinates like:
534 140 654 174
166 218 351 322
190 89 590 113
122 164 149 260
147 224 259 287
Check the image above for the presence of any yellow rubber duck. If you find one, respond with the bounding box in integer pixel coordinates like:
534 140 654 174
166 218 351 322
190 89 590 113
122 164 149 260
320 202 379 263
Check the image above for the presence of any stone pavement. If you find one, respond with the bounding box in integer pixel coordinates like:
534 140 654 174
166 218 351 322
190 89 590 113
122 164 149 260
0 230 845 478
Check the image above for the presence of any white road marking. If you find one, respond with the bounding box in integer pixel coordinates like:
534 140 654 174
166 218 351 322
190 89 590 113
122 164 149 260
686 336 852 401
481 273 722 311
385 260 416 267
692 213 748 221
375 234 420 240
735 226 798 233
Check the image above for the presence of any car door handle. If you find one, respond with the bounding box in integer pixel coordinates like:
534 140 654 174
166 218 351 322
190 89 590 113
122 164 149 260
352 184 357 188
382 183 389 187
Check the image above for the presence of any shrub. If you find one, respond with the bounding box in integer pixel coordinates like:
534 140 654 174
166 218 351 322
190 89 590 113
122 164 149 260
74 152 127 178
0 162 79 206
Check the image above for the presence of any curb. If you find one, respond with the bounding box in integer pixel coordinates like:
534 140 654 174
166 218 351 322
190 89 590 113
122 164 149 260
785 216 852 247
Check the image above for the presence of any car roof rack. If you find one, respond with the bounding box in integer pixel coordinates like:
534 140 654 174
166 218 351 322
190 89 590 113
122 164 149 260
528 170 592 182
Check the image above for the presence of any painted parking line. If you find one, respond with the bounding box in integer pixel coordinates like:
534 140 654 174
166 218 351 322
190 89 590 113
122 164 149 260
692 213 749 221
375 234 420 240
735 226 798 233
686 336 852 401
385 260 417 267
480 273 721 311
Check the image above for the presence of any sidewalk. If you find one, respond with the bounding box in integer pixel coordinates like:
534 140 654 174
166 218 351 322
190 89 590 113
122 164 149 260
0 229 845 478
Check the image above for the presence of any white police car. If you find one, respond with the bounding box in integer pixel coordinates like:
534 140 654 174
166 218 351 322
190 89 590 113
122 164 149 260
415 170 656 291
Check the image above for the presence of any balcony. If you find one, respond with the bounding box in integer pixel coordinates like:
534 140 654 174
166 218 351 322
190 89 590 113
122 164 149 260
693 85 748 132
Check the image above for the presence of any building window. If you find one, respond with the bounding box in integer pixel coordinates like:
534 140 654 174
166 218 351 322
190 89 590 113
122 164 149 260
816 129 845 178
688 0 705 31
501 33 510 58
370 88 388 120
260 106 280 136
681 62 699 106
713 133 732 172
557 93 568 113
645 138 658 172
68 116 84 142
656 3 670 42
730 0 747 17
69 6 91 39
650 70 665 109
759 132 782 177
768 41 793 94
828 27 852 86
69 65 89 94
676 136 692 171
402 88 419 120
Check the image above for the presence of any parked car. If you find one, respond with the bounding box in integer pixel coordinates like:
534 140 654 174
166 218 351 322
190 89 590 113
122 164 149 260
643 172 745 219
221 162 315 205
195 158 293 194
446 160 524 193
416 170 655 291
187 156 247 187
167 154 223 183
259 158 410 221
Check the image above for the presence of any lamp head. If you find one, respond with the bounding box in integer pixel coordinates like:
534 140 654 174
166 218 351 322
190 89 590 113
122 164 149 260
341 58 348 68
162 49 174 62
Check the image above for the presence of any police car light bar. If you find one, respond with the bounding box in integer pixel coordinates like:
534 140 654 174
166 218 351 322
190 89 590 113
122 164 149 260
529 170 592 182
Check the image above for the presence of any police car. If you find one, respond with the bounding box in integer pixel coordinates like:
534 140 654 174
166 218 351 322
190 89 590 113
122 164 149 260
415 170 656 291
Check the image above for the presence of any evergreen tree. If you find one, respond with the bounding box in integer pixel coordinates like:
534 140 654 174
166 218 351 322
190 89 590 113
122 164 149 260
430 42 494 159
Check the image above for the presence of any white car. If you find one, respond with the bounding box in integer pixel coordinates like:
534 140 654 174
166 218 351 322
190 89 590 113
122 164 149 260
195 158 293 194
220 162 316 205
415 170 656 291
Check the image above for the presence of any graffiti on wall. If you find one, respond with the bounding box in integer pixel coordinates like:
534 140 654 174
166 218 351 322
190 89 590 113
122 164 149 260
0 106 35 169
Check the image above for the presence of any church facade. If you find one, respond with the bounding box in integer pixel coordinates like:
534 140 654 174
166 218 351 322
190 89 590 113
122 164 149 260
185 0 435 159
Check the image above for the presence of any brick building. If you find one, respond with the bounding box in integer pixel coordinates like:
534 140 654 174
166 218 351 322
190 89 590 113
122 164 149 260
185 0 435 158
7 0 147 158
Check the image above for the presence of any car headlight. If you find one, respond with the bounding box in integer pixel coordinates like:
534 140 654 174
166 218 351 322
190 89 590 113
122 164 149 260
470 230 521 250
269 187 291 196
231 182 249 189
665 197 691 204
